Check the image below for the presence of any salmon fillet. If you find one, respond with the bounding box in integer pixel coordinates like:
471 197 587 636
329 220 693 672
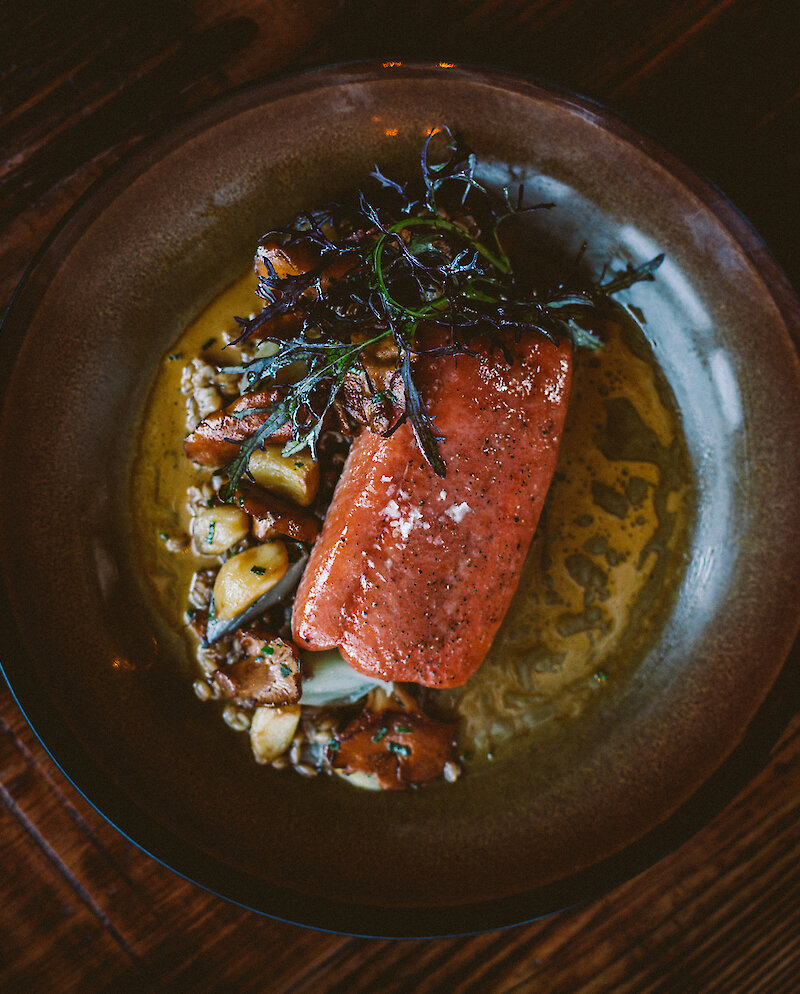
292 330 572 688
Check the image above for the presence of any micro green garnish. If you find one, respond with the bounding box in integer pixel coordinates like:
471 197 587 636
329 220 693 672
218 125 663 494
387 742 411 757
372 727 389 743
250 565 266 576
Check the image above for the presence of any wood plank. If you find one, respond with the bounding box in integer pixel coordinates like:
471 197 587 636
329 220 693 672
0 0 340 307
1 689 165 950
609 0 800 284
0 752 134 991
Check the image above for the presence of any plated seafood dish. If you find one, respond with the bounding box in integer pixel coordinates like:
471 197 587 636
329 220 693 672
132 129 692 791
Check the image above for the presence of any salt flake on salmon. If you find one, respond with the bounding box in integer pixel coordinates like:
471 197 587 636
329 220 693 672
292 329 572 687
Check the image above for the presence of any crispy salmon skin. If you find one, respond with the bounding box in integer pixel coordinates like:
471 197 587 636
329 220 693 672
292 329 572 687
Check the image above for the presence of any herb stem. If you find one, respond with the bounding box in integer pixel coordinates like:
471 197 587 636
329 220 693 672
373 216 511 289
215 131 662 484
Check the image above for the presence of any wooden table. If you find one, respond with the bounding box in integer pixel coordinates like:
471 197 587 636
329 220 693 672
2 2 799 990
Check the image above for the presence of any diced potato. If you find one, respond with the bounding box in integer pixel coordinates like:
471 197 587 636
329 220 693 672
212 541 288 621
192 506 250 555
248 445 319 507
250 704 301 764
334 770 382 791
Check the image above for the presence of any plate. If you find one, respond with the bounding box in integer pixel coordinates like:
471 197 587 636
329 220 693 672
2 62 800 937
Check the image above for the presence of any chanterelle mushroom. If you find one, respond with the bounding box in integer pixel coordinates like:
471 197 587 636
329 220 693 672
329 688 457 790
235 485 320 545
213 631 301 706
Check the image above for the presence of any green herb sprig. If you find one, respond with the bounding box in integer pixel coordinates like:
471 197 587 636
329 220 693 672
219 126 662 495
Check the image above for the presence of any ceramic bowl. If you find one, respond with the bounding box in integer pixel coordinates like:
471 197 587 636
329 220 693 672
2 63 800 937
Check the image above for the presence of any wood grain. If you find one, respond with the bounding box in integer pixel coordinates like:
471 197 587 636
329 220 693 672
1 1 799 990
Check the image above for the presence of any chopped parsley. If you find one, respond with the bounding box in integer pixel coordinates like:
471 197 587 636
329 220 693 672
372 727 389 743
250 565 266 575
387 742 411 757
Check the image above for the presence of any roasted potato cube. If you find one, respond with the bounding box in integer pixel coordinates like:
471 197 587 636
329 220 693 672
250 704 301 764
212 541 288 621
255 238 321 280
192 506 250 555
248 445 319 507
255 238 359 296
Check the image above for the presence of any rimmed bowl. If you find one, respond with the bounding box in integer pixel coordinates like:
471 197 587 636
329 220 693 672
2 62 800 937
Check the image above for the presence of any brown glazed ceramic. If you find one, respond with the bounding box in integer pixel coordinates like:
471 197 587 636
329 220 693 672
2 63 800 936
